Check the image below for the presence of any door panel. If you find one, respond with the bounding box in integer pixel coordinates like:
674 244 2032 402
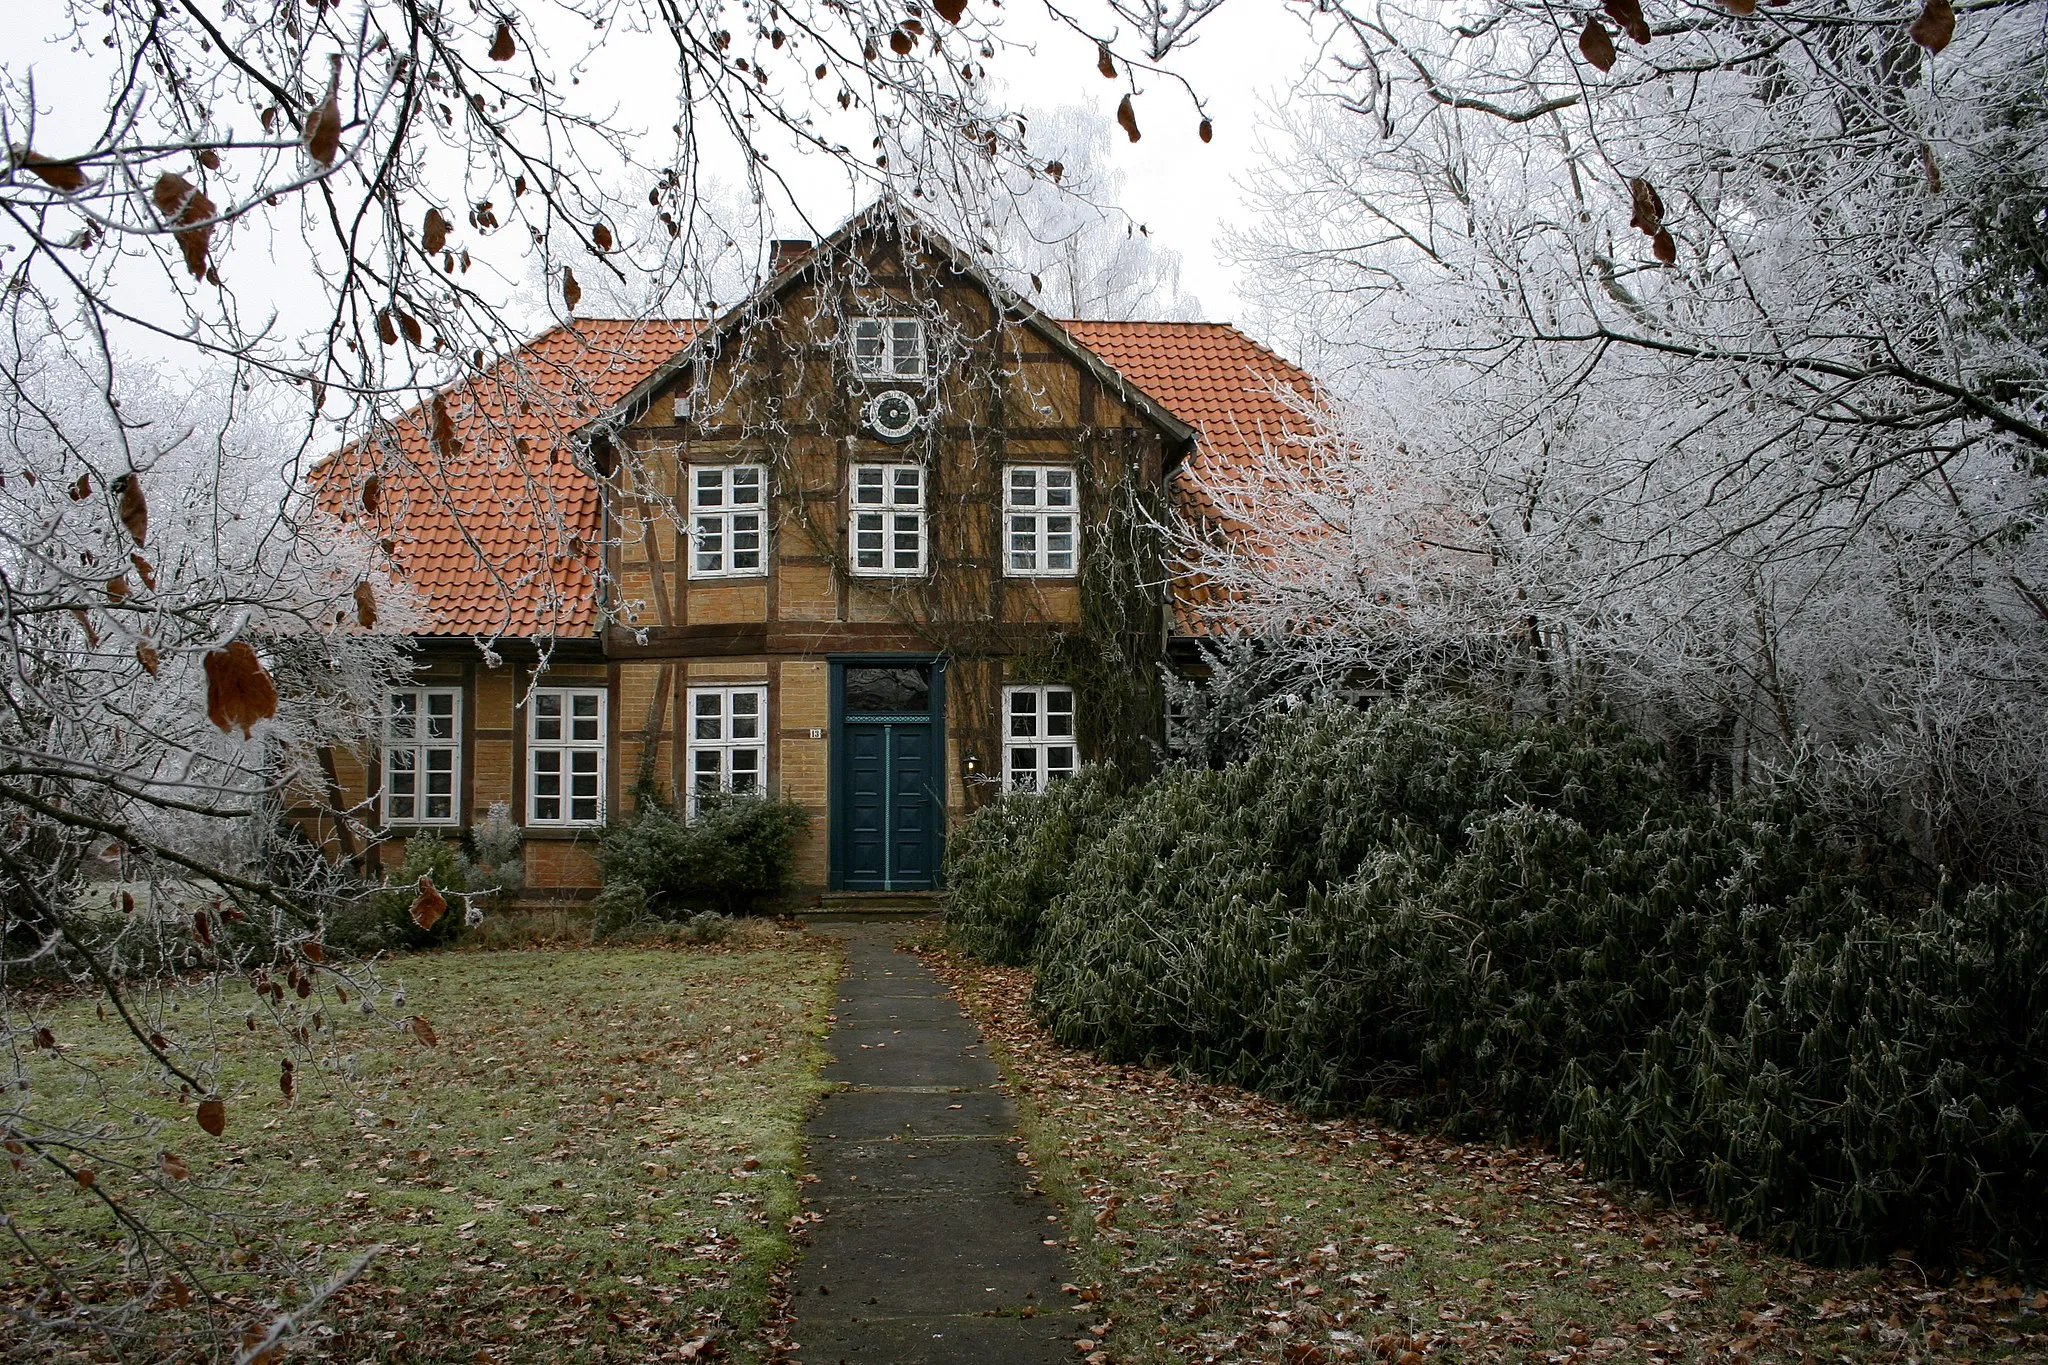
889 726 933 884
844 727 888 884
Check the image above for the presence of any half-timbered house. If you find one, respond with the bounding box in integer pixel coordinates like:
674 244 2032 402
312 204 1313 901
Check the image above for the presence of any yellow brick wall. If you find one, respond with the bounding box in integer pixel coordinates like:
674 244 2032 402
524 838 602 889
778 563 838 621
473 738 513 811
686 580 769 624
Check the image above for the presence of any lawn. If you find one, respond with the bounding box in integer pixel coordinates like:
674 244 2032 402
928 952 2048 1365
3 926 839 1362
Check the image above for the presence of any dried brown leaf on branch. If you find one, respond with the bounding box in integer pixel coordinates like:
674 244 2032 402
409 1014 440 1046
423 207 452 254
563 266 582 311
354 580 378 628
136 640 159 676
1652 227 1677 265
105 574 129 603
376 309 399 346
1628 176 1665 235
1199 117 1214 143
158 1150 189 1181
1097 42 1117 79
1719 0 1756 13
305 57 344 166
279 1057 296 1102
150 174 217 278
19 149 93 192
933 0 966 23
1578 17 1616 72
889 27 915 55
203 640 278 737
1911 0 1954 52
592 222 614 252
68 473 91 500
193 910 211 946
361 471 381 513
410 875 447 931
196 1098 226 1137
130 553 155 589
1603 0 1651 46
489 20 517 61
1116 94 1140 143
115 472 147 544
396 310 423 347
430 394 459 460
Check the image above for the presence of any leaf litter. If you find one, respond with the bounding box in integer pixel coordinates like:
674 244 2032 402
926 952 2048 1365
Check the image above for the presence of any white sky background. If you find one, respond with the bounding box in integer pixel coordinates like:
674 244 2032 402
1 0 1327 375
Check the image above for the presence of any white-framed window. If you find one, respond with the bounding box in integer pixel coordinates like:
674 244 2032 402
689 463 767 578
850 316 926 380
1005 466 1078 576
383 688 461 825
528 687 606 825
1003 685 1077 793
850 464 927 576
687 686 767 804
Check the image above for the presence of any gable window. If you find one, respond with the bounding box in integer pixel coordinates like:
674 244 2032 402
1003 685 1077 792
528 688 605 825
850 464 926 576
688 686 767 803
1004 466 1077 576
690 463 767 578
383 688 461 825
850 317 926 380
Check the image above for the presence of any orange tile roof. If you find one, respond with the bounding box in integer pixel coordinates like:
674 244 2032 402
1061 321 1321 635
1057 320 1318 476
315 319 695 639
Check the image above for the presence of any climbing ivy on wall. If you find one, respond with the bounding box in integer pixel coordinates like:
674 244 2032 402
609 213 1173 809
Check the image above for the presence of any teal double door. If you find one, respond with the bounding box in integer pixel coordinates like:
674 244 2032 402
830 656 945 891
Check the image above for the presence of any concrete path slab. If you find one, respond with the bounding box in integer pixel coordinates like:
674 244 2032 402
794 921 1083 1365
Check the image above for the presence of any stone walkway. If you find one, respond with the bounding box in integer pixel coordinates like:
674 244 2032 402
792 920 1084 1364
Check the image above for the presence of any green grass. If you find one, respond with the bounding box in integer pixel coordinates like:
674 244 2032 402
932 952 2048 1365
3 927 839 1361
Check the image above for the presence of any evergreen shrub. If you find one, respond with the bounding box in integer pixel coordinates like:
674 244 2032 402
1021 699 2048 1263
942 765 1123 965
597 789 807 918
328 833 475 952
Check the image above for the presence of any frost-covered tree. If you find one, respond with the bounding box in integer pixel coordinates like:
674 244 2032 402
0 301 418 1354
972 104 1203 320
1200 2 2048 879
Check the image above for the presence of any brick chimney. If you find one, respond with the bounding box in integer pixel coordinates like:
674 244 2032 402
768 238 812 276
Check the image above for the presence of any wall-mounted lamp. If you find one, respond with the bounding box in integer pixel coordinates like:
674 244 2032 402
963 752 980 777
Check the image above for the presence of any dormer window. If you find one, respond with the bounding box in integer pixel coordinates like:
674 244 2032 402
851 317 926 380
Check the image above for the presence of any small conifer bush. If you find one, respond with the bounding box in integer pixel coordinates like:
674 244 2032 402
598 787 807 917
942 765 1123 965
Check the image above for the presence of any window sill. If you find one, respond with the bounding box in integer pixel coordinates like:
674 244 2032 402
520 824 606 840
847 568 929 579
686 571 771 582
1003 571 1079 580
